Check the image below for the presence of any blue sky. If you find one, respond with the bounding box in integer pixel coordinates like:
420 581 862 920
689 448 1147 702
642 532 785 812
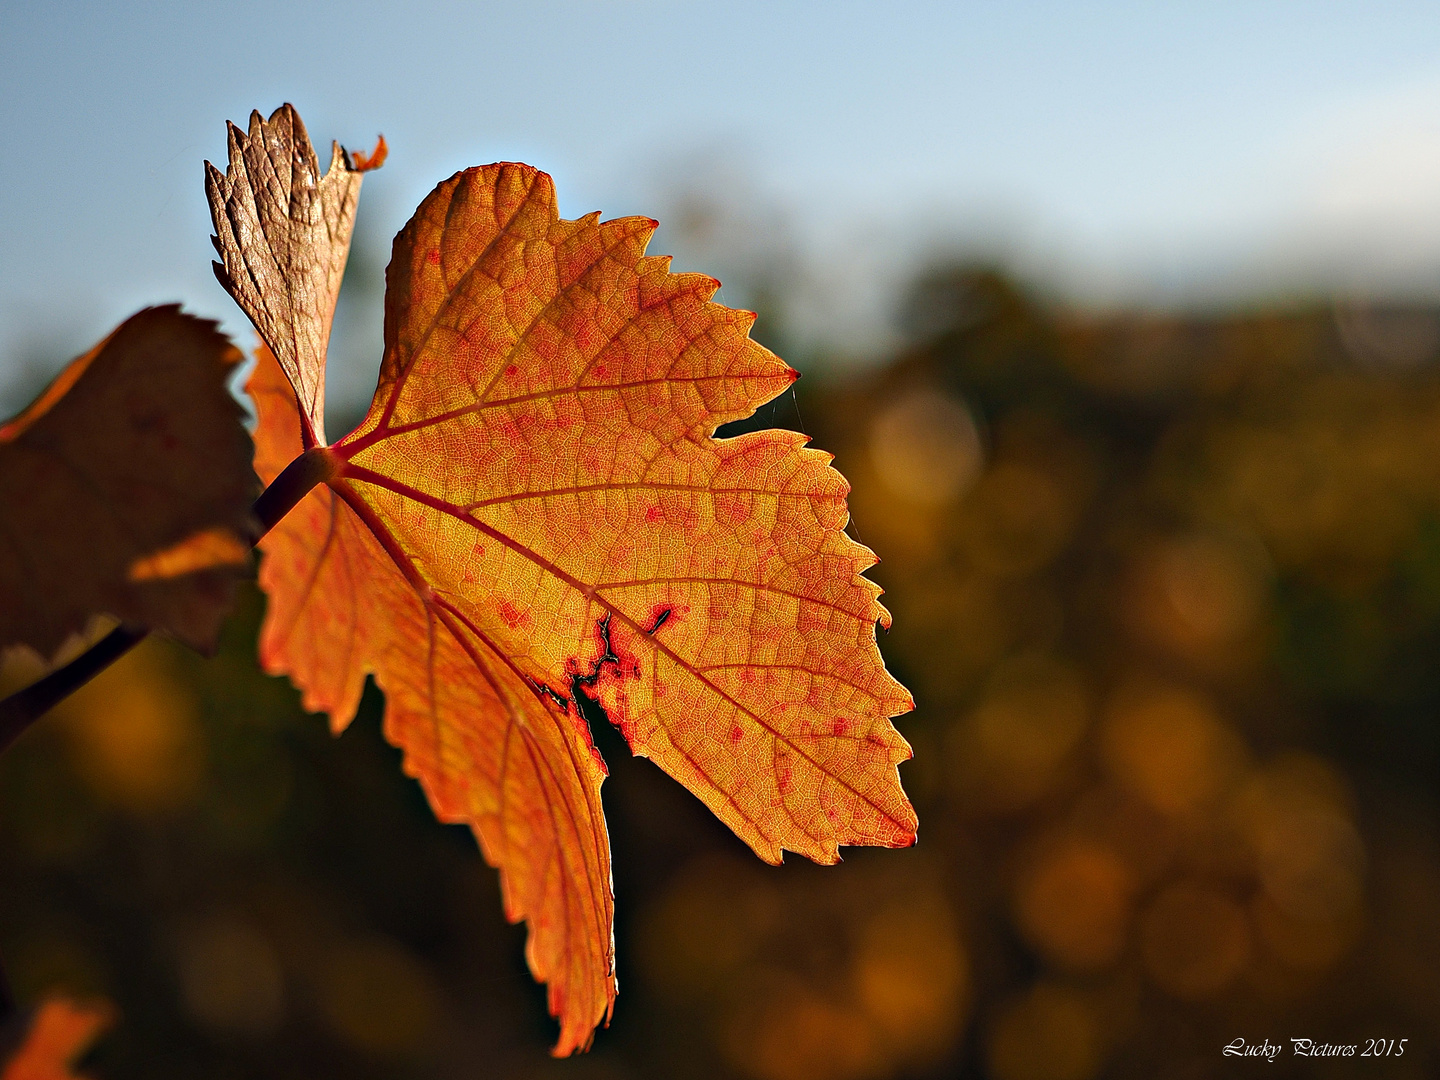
5 0 1440 415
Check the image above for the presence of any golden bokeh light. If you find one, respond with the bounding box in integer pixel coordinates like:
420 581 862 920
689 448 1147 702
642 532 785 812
731 978 881 1080
1251 892 1363 975
315 937 441 1056
952 655 1089 813
1231 755 1365 923
1015 839 1134 972
1100 679 1244 818
173 912 285 1038
987 983 1103 1080
647 856 969 1080
1228 755 1366 975
1127 532 1269 664
1139 882 1251 999
958 463 1074 578
637 855 780 996
8 265 1440 1074
852 893 970 1066
52 639 203 813
1189 377 1440 588
869 388 983 506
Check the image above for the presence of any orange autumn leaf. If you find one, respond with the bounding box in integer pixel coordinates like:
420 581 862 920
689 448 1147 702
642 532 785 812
0 308 255 659
240 153 915 1052
1 997 113 1080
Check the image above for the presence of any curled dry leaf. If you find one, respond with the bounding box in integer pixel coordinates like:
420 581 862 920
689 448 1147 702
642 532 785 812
205 103 377 446
0 997 113 1080
228 110 915 1054
0 307 256 660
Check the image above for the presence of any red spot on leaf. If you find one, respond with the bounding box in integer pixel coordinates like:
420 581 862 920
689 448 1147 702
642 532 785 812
427 248 441 265
646 602 684 634
498 600 530 629
776 761 794 795
729 725 743 743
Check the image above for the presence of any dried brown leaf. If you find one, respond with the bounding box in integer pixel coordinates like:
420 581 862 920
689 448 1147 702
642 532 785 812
205 103 376 445
0 307 256 658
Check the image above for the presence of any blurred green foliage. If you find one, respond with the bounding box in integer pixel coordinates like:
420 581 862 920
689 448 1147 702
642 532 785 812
3 267 1440 1079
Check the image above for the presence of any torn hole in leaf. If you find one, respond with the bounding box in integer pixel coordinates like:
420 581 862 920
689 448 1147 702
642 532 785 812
565 610 673 750
571 679 611 732
568 613 624 738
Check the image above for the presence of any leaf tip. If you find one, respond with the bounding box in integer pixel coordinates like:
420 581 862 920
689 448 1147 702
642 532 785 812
351 133 388 173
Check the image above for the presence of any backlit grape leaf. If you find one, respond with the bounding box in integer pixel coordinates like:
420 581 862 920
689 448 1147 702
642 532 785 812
0 307 255 659
205 103 383 447
244 160 916 1053
0 997 113 1080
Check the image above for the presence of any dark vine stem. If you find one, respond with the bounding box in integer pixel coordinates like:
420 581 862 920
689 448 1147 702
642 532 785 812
0 446 339 757
0 625 150 756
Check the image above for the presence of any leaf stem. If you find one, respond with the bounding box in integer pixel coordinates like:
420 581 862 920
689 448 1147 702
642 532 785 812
250 446 341 539
0 446 339 749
